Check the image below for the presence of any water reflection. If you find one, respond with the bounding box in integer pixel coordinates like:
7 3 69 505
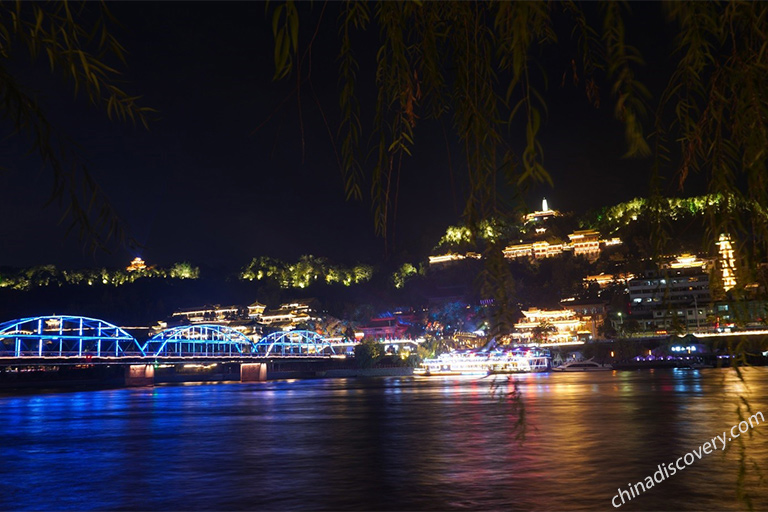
0 369 765 510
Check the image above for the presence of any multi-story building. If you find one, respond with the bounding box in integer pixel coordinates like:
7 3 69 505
627 255 712 332
500 230 619 263
513 308 592 344
502 241 565 260
259 299 320 330
247 301 266 320
560 299 607 339
360 310 419 340
126 257 148 272
568 230 601 261
171 305 244 323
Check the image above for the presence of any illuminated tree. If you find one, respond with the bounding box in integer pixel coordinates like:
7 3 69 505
354 336 383 369
391 262 417 289
169 262 200 279
532 321 555 343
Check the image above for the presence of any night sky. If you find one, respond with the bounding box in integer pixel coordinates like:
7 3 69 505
0 2 689 271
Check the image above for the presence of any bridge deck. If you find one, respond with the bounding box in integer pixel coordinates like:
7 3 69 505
0 355 338 366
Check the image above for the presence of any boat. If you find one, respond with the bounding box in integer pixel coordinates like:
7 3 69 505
487 351 550 374
416 348 551 376
551 358 613 372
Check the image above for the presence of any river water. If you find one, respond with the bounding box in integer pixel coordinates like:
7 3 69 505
1 368 766 511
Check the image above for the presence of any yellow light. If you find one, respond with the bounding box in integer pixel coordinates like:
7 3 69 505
610 351 614 357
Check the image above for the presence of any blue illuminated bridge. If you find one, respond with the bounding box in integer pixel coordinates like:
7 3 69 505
0 315 342 360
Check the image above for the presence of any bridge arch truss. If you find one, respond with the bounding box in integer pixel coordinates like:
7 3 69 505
143 324 256 357
0 315 143 357
255 330 336 357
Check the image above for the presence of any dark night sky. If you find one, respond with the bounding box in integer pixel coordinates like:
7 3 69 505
0 2 691 272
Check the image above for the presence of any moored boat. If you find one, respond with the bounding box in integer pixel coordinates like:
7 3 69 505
551 358 613 372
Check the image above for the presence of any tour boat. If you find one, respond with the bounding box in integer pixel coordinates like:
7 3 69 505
551 358 613 372
416 349 551 376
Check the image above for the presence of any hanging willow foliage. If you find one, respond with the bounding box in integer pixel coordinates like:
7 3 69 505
271 0 768 332
659 2 768 285
0 0 153 252
270 2 768 503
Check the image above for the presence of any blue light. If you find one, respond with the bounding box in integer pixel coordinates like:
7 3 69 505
144 324 257 357
0 315 143 357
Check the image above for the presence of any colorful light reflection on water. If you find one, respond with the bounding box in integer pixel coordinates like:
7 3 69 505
0 369 766 511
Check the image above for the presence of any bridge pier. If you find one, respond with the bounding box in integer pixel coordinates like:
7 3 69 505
125 364 155 387
240 363 267 382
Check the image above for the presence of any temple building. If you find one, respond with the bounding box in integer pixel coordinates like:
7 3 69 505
126 257 147 272
513 308 592 345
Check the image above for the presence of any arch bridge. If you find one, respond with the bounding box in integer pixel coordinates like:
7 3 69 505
143 324 256 357
0 316 346 361
0 315 143 357
254 330 336 357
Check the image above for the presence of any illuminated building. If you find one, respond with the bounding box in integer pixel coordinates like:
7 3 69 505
627 255 712 332
665 253 710 270
172 305 244 323
501 241 564 260
428 252 481 265
583 272 634 289
523 198 560 222
126 257 147 272
360 316 410 340
568 230 601 261
247 301 266 320
717 234 737 291
502 243 536 259
533 241 566 258
259 299 320 330
501 231 620 262
360 310 418 341
452 331 483 349
513 308 589 345
429 198 622 266
560 299 607 339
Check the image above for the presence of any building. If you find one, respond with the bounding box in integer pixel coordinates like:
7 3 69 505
717 234 737 291
568 230 601 261
501 240 565 260
259 299 320 330
513 308 591 345
360 316 410 340
501 230 620 263
171 305 244 323
583 272 634 289
126 257 147 272
360 310 418 340
628 269 710 309
560 299 607 339
247 301 266 320
627 255 712 332
428 252 481 266
712 300 768 330
523 198 560 223
429 198 621 266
